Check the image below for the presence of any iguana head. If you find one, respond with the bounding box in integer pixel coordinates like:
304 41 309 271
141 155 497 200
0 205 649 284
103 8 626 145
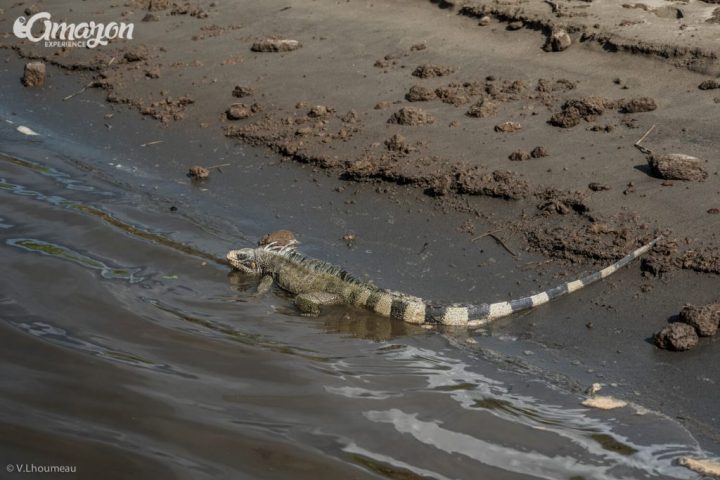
226 248 263 274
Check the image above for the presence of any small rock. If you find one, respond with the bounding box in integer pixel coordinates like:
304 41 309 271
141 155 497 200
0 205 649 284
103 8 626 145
508 150 531 161
654 323 699 351
251 38 302 52
142 13 159 22
548 29 572 52
648 153 707 181
677 457 720 477
478 15 491 26
342 232 356 242
708 208 720 214
581 396 627 410
679 304 720 337
410 43 427 51
145 68 160 79
385 133 410 153
374 101 392 110
226 103 252 120
22 62 45 87
341 109 359 123
619 97 657 113
258 230 297 247
387 107 435 126
187 166 210 179
530 146 548 158
232 85 254 98
494 121 522 133
507 21 524 30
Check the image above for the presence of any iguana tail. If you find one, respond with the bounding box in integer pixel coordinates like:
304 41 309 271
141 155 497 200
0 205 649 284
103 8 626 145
413 237 659 327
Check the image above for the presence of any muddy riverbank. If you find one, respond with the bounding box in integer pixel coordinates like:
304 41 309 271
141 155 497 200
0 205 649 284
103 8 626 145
1 0 720 475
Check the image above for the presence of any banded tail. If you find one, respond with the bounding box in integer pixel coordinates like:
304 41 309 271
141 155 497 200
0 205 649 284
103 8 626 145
405 237 659 327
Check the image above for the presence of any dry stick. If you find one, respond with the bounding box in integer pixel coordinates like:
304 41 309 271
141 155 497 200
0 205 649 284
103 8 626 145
471 229 518 257
140 140 164 147
63 81 95 101
204 163 231 170
634 124 656 155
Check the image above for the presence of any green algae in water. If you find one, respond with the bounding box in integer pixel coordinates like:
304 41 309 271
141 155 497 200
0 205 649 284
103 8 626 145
6 238 143 282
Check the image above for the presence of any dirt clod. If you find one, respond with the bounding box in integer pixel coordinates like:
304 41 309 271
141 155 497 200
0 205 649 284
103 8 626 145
494 121 522 133
232 85 254 98
385 133 411 153
679 304 720 337
124 46 148 62
188 166 210 179
226 103 253 120
406 85 436 102
22 62 45 87
412 64 455 78
531 146 548 158
251 38 302 52
589 182 611 191
619 97 657 113
698 79 720 90
654 323 699 351
466 98 499 118
387 107 435 125
258 230 297 247
648 154 707 181
509 150 531 161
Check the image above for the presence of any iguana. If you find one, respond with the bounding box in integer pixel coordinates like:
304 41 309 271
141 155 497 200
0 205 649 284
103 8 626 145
226 238 658 327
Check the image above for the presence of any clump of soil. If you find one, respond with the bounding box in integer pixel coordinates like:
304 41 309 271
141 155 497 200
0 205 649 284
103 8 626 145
531 146 548 158
22 62 45 87
226 103 256 120
232 85 254 98
466 97 499 118
142 13 159 22
251 38 302 52
536 188 590 215
259 230 297 247
384 133 411 154
679 304 720 337
509 150 530 161
435 85 470 105
618 97 657 113
124 46 149 62
188 166 209 179
698 79 720 90
412 64 455 78
494 121 522 133
648 154 708 181
405 85 436 102
588 182 611 192
654 323 699 351
308 105 333 118
549 97 614 128
387 107 435 125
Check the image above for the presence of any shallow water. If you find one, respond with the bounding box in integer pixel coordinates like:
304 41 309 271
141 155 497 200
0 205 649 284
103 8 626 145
0 94 713 479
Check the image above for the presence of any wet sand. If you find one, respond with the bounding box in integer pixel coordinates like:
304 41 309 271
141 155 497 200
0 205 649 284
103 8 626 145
1 0 720 475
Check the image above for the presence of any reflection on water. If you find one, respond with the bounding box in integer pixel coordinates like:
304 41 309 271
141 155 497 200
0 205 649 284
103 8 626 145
0 150 709 479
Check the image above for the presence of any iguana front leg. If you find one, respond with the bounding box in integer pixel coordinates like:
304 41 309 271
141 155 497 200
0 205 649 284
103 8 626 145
295 292 342 316
256 274 274 295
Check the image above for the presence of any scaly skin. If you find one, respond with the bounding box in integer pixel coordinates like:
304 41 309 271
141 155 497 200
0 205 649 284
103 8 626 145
227 238 659 327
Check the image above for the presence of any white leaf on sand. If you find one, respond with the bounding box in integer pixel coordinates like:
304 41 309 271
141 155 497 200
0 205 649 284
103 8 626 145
581 395 627 410
677 457 720 477
17 125 39 136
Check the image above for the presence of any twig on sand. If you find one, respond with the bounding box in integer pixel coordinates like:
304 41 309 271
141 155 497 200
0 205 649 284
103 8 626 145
634 124 655 155
471 229 517 257
140 140 164 147
63 81 95 101
204 163 231 170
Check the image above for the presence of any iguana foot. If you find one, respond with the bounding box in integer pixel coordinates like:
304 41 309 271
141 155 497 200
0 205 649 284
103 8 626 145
295 292 341 316
256 275 274 295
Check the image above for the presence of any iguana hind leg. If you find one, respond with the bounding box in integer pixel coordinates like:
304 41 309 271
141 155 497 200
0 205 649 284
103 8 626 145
295 292 341 316
256 275 274 295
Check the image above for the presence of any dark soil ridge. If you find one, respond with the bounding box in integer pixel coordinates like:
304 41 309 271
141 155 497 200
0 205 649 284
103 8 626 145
456 3 720 75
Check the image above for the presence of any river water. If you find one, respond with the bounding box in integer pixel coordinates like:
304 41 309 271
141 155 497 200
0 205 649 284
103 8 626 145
0 78 711 479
